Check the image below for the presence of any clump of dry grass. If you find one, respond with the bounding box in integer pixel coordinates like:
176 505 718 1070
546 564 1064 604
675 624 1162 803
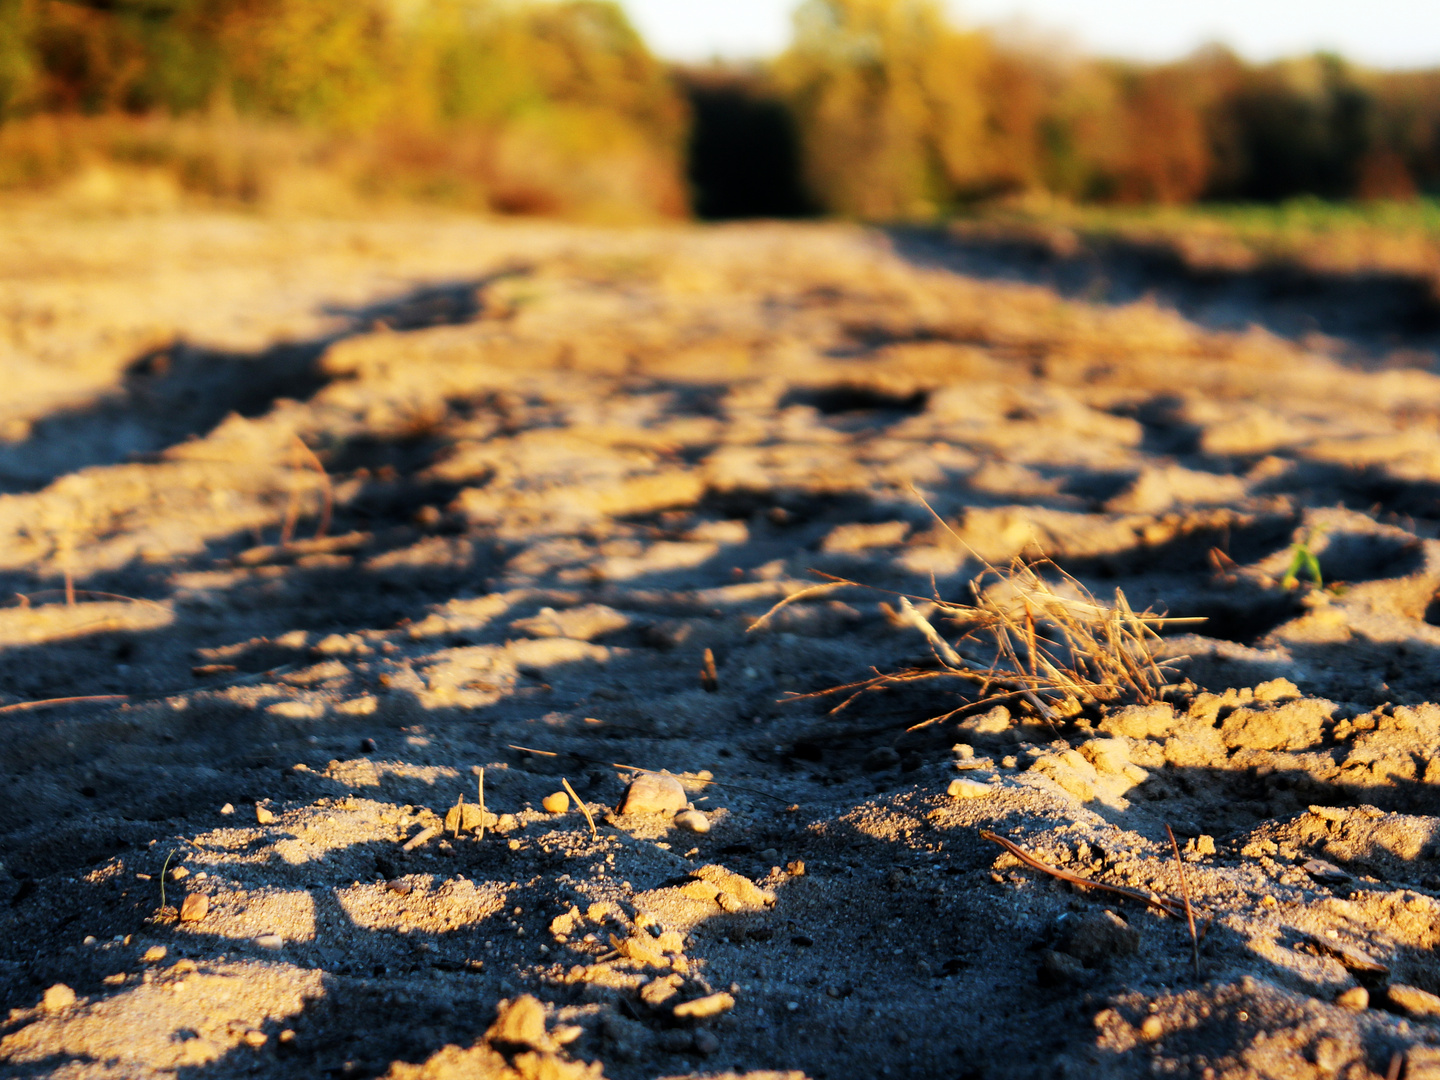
758 551 1188 727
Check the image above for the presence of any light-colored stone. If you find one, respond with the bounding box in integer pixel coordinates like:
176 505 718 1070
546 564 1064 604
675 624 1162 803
673 991 734 1020
674 809 710 833
1336 986 1369 1010
41 983 76 1012
1389 983 1440 1018
179 893 209 922
141 945 167 963
619 772 688 815
253 933 284 951
486 994 556 1052
255 803 276 825
542 791 570 814
947 777 991 799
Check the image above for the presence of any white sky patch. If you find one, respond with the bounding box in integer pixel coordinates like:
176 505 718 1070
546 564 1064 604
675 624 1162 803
617 0 1440 70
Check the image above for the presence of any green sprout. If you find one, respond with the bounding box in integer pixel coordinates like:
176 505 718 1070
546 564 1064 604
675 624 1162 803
1281 530 1323 590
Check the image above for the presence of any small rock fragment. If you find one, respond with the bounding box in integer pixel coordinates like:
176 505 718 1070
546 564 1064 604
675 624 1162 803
1139 1015 1164 1041
487 994 555 1052
619 773 688 815
360 738 377 753
692 864 776 908
863 747 901 772
542 792 570 814
220 803 234 815
169 866 189 882
1389 984 1440 1018
674 809 709 833
42 984 76 1012
403 825 439 851
241 1030 268 1048
1336 986 1369 1010
253 933 284 951
947 777 991 799
693 1029 720 1055
255 804 276 825
179 893 210 923
142 945 168 963
1054 909 1139 967
1037 948 1088 986
387 879 413 896
673 991 735 1020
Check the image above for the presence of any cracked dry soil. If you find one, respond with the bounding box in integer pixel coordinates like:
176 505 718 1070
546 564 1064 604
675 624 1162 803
3 210 1440 1080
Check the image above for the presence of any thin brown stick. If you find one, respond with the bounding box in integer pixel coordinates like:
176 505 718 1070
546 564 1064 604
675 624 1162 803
477 767 486 842
12 589 169 612
291 436 334 540
0 694 128 715
1386 1051 1402 1080
279 439 303 547
980 830 1187 918
562 777 596 839
1167 824 1201 979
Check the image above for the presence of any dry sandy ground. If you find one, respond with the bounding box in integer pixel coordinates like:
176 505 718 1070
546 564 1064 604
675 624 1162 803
2 208 1440 1080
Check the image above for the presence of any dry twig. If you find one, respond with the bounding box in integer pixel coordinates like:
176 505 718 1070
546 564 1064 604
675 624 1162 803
1167 824 1201 979
981 830 1187 918
562 777 596 839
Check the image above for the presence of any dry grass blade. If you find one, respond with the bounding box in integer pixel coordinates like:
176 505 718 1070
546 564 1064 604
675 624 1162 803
1167 824 1201 979
777 550 1187 725
0 693 129 715
980 830 1187 918
562 776 596 839
280 436 333 546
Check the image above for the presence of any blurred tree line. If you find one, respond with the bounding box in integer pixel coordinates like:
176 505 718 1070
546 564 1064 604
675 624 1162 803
0 0 1436 219
0 0 688 217
768 0 1440 219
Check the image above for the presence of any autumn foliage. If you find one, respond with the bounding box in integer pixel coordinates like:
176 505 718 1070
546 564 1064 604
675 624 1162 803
0 0 1436 220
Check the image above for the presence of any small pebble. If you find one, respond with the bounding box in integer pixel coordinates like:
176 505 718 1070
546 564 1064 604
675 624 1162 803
1140 1015 1164 1040
169 866 189 881
947 777 991 799
220 803 234 815
693 1029 720 1056
673 991 735 1020
42 984 76 1012
142 945 168 963
387 879 413 896
786 860 805 876
254 933 284 951
360 738 377 753
255 804 276 825
542 792 570 814
83 935 96 946
1336 986 1369 1010
674 809 710 833
242 1029 268 1048
1388 983 1440 1018
179 893 209 923
619 773 688 815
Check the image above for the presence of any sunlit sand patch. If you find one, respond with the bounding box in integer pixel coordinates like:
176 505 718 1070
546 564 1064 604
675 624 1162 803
0 599 171 647
334 875 507 933
176 886 317 942
0 960 322 1074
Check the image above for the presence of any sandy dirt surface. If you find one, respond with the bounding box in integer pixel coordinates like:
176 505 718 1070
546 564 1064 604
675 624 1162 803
3 208 1440 1080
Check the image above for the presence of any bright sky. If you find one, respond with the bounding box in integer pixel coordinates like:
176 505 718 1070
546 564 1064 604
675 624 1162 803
617 0 1440 70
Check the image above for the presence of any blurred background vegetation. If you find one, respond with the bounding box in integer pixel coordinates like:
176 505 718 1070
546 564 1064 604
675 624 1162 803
0 0 1437 231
